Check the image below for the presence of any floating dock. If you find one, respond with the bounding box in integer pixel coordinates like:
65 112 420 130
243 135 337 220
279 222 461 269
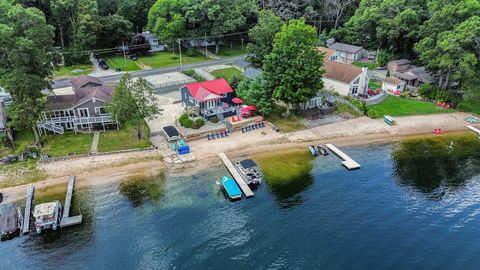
22 184 34 234
466 125 480 136
60 176 83 228
325 144 361 170
218 152 254 198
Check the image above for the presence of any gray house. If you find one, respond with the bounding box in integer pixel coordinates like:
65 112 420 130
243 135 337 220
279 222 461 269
142 32 165 53
38 75 117 134
180 78 236 120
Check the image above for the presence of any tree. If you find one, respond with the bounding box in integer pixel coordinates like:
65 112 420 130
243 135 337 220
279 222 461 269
106 74 160 139
236 77 275 116
146 0 187 42
246 9 284 67
96 14 133 48
118 0 157 33
0 1 55 144
130 33 151 55
263 18 324 115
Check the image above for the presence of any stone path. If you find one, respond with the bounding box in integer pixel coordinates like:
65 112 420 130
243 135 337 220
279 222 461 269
193 68 216 81
91 131 100 153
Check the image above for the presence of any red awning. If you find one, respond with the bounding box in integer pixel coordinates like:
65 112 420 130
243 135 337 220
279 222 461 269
240 106 256 112
232 97 244 104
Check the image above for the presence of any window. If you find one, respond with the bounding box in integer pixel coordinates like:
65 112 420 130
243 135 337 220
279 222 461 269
397 84 401 90
330 56 337 61
95 107 107 115
352 86 358 94
353 78 360 84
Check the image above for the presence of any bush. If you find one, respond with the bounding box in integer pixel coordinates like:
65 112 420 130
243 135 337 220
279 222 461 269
367 109 378 118
183 69 195 76
169 55 179 60
182 118 193 128
400 91 410 98
209 116 219 123
179 113 188 123
192 118 205 129
186 48 195 57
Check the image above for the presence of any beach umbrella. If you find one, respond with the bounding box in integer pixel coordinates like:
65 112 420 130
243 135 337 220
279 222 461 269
232 97 244 104
244 105 256 111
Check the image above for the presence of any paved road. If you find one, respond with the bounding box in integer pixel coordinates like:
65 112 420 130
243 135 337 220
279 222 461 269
53 56 244 89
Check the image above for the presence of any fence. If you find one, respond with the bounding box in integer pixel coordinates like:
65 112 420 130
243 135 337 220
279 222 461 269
152 78 196 94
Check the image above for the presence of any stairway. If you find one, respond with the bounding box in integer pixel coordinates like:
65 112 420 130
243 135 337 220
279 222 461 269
38 120 64 134
217 113 224 122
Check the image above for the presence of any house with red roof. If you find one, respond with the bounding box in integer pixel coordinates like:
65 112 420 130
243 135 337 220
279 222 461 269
38 75 117 134
180 78 237 120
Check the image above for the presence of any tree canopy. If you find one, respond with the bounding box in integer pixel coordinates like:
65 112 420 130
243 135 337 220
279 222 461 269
236 76 275 116
0 1 55 143
263 18 324 115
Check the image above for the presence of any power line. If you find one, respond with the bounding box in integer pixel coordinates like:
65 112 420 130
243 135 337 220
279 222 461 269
57 31 250 55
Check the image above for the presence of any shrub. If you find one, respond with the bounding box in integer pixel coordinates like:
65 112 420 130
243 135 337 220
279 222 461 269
182 118 193 128
186 48 195 57
367 109 378 118
169 55 179 60
183 69 195 76
209 116 219 123
179 113 188 123
400 91 410 98
192 118 205 129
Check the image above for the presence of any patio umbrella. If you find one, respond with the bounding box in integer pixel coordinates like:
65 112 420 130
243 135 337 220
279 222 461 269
240 106 257 112
232 97 244 104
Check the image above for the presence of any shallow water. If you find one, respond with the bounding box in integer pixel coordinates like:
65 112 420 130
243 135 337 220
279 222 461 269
1 138 480 269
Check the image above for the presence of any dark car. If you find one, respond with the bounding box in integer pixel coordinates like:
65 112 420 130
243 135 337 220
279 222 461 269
98 58 106 64
93 52 100 59
129 54 138 61
99 62 109 70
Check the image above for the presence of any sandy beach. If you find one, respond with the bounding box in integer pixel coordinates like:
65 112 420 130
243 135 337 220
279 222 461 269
0 112 476 203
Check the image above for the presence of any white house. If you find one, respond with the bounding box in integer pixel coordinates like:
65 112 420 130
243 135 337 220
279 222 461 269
142 32 165 53
318 47 369 97
382 77 406 93
328 42 366 64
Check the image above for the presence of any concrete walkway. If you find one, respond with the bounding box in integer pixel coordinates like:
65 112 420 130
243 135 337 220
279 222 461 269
91 132 100 153
193 68 216 81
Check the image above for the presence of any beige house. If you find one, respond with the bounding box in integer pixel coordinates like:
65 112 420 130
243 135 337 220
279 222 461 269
319 47 369 97
329 42 366 64
382 77 405 93
387 59 411 73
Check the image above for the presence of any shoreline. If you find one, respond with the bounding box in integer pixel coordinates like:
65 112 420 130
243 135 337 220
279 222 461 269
0 112 476 203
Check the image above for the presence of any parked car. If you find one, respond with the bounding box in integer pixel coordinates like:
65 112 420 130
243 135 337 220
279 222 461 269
98 58 106 64
93 52 100 59
129 54 138 61
99 62 109 70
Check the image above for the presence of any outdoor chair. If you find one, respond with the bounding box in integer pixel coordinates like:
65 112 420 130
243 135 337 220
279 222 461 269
208 135 211 140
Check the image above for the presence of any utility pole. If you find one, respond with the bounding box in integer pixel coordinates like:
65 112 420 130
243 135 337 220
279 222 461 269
241 37 244 59
205 32 208 57
177 38 183 71
122 41 127 66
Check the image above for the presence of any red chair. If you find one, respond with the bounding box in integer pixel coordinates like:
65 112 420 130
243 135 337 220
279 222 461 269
436 101 441 106
376 89 380 95
441 102 446 107
237 115 242 121
444 104 450 109
231 116 236 122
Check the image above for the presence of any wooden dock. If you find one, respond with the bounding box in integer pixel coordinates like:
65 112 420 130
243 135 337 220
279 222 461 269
325 144 361 170
60 176 83 228
466 125 480 136
22 184 34 234
218 152 254 198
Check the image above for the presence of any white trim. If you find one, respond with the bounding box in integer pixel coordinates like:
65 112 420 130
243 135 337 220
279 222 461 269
77 108 90 118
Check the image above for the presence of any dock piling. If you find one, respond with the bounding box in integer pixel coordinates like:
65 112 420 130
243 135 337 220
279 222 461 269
22 184 34 234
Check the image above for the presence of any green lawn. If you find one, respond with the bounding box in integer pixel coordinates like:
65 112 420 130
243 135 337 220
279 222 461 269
265 106 307 133
352 61 378 70
41 133 93 157
367 95 455 118
369 80 382 90
457 99 480 116
52 64 92 78
104 54 142 71
97 123 151 152
210 67 243 81
138 51 209 68
210 44 245 57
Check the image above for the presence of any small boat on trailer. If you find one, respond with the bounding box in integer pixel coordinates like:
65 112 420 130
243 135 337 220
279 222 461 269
384 115 396 125
234 159 262 185
308 145 319 157
0 206 22 241
217 176 242 201
316 145 329 156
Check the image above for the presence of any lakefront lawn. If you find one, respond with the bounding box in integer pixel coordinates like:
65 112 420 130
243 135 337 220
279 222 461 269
367 95 455 118
41 133 93 157
104 54 141 71
264 106 307 133
97 123 151 152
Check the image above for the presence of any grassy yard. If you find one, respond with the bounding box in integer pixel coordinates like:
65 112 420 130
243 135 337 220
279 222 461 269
457 100 480 116
210 44 245 57
97 123 151 152
210 67 243 81
265 106 307 133
52 64 92 78
0 160 47 189
138 51 209 68
352 61 378 69
104 54 142 72
369 80 382 90
367 95 455 118
41 133 93 157
253 149 314 186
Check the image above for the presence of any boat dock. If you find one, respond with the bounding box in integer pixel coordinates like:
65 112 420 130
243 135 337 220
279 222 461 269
325 144 361 170
218 152 254 198
22 184 34 234
60 176 83 228
466 125 480 136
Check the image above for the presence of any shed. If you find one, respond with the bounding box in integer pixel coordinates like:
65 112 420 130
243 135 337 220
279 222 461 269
163 126 180 141
388 59 411 73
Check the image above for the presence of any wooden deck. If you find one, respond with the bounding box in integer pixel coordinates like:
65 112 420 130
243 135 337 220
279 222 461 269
218 152 254 198
466 125 480 136
325 144 361 170
22 184 34 234
60 176 83 228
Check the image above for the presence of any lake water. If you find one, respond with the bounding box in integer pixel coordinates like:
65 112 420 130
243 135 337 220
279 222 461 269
1 137 480 269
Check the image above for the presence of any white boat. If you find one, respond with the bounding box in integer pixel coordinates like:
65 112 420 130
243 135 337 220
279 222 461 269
234 159 262 185
33 201 62 234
